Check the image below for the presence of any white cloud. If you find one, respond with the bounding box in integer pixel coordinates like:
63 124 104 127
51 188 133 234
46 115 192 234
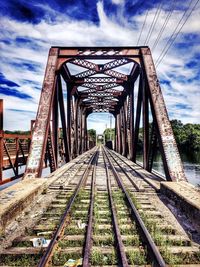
0 0 200 132
88 113 115 134
111 0 125 5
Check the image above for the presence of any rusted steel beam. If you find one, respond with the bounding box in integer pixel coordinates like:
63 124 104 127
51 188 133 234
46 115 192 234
3 141 17 177
67 85 72 160
129 85 134 160
70 58 98 71
58 47 142 58
141 47 187 182
102 83 122 90
52 82 58 165
74 96 79 156
122 100 128 157
147 121 158 172
14 138 19 177
18 140 27 165
3 134 31 139
75 77 123 84
46 127 56 172
70 95 76 159
84 114 88 151
78 83 121 92
143 79 149 170
24 48 59 179
132 75 143 162
79 90 122 98
58 75 70 163
126 95 131 158
75 68 128 81
75 69 96 79
81 111 85 154
103 58 131 71
119 111 123 154
104 69 128 81
114 114 117 151
78 83 97 90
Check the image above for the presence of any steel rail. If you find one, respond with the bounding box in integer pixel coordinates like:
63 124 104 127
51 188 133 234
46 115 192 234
48 148 96 189
103 151 129 267
103 146 166 267
109 149 161 191
82 151 98 266
37 150 98 267
106 150 142 192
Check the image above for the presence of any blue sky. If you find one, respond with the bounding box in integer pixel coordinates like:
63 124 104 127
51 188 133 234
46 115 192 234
0 0 200 133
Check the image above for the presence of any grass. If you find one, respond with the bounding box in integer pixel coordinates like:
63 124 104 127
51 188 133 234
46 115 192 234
126 249 147 265
14 241 33 247
160 249 200 265
119 225 137 235
90 249 117 265
64 227 86 235
52 251 82 266
127 191 199 265
93 227 113 235
0 254 42 266
93 236 114 246
123 235 140 246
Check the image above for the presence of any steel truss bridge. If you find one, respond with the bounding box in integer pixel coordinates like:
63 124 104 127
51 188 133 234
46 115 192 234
1 47 200 267
23 46 186 182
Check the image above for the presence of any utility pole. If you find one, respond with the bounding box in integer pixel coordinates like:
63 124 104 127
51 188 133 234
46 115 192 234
104 123 107 145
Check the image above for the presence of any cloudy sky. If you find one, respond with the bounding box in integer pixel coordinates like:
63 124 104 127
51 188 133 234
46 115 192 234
0 0 200 133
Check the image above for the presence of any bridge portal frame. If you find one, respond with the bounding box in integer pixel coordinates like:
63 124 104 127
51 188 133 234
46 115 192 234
23 47 187 182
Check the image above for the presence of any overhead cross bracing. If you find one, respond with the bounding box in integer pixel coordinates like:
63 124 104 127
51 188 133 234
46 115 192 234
63 57 135 113
23 46 187 183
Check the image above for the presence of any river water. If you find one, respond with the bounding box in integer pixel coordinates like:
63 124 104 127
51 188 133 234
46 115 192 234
137 150 200 187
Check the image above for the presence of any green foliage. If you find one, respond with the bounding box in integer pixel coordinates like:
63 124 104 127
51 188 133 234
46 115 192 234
87 129 96 142
103 128 115 142
170 120 200 151
4 130 31 135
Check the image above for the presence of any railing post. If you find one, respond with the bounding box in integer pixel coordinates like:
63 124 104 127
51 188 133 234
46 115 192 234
15 137 19 177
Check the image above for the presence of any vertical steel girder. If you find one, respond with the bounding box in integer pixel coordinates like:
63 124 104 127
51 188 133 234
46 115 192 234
132 75 143 162
24 48 58 179
143 78 149 170
67 85 72 160
14 137 19 176
52 82 59 166
140 47 186 181
122 99 128 157
129 86 134 161
58 75 70 163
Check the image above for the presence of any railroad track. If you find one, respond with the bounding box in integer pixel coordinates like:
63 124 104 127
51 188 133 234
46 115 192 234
0 146 199 266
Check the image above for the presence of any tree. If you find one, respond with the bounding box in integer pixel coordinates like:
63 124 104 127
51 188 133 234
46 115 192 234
103 128 115 142
87 129 96 142
170 119 185 146
170 120 200 151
